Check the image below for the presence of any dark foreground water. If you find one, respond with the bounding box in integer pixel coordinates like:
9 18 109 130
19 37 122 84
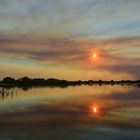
0 85 140 140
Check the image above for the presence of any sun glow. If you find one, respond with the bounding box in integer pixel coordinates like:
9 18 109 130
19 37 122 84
90 104 99 114
93 107 97 113
89 50 99 63
92 106 98 113
93 53 97 59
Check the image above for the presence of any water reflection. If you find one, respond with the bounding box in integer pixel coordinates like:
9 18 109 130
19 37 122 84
0 85 139 130
90 103 99 115
0 88 18 101
92 106 97 113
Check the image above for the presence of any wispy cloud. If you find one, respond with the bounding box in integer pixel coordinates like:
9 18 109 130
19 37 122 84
0 0 139 79
0 0 140 38
0 35 139 79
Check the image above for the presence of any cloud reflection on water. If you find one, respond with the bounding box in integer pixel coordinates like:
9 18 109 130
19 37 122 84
0 85 139 130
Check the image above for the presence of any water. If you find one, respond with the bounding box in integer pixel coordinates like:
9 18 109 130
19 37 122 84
0 85 140 140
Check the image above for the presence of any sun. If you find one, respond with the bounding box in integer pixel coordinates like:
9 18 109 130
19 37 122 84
89 104 99 115
92 107 97 113
92 53 97 59
89 51 99 62
92 106 97 113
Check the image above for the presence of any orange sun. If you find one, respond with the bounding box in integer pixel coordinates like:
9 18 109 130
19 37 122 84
92 53 97 59
93 107 97 113
90 104 99 114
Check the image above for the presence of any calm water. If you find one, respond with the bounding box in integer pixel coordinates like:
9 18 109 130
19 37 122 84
0 85 140 140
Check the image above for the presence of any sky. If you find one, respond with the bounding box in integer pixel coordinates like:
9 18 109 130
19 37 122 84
0 0 140 80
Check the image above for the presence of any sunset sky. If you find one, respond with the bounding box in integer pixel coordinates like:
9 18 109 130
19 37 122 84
0 0 140 80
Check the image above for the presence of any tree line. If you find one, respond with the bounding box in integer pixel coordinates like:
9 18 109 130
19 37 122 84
0 77 139 88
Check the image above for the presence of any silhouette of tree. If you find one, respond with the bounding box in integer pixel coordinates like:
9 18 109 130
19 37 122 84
2 77 16 83
0 76 139 88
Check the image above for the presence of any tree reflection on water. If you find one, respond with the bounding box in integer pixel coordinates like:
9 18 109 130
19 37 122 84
0 88 18 100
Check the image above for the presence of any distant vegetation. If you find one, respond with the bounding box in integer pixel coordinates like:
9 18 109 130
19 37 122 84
0 77 140 89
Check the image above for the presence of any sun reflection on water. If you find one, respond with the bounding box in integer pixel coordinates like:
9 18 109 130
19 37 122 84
92 106 97 113
90 103 100 116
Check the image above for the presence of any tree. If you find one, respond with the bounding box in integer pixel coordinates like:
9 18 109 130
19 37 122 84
18 77 31 83
2 77 16 83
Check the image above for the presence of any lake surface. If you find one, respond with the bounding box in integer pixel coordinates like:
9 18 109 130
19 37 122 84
0 85 140 140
